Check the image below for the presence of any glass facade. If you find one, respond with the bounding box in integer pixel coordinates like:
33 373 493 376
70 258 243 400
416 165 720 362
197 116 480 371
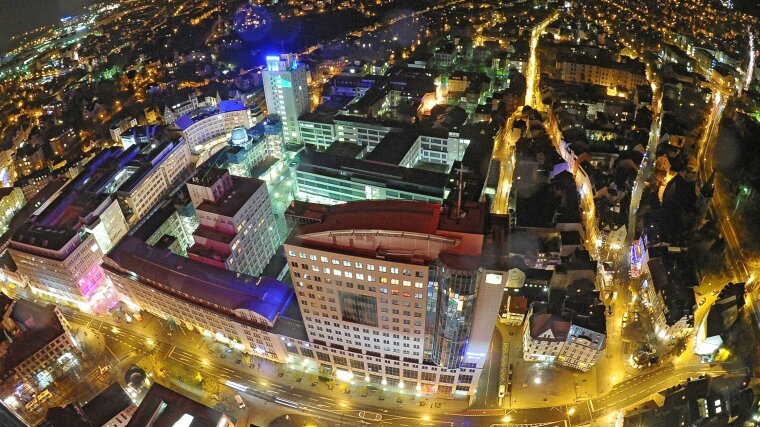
430 262 479 369
339 291 379 327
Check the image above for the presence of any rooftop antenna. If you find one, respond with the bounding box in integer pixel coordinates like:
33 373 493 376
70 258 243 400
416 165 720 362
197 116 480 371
454 165 470 220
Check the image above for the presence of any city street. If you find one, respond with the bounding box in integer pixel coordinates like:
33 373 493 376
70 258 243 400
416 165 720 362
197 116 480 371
54 306 748 427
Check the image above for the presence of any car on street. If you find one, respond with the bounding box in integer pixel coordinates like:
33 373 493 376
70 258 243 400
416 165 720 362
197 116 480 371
622 312 629 328
235 394 246 409
498 384 506 398
508 363 514 374
359 411 383 421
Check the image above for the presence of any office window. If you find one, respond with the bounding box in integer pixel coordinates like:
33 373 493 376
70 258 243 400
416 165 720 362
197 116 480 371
339 291 378 327
421 372 436 382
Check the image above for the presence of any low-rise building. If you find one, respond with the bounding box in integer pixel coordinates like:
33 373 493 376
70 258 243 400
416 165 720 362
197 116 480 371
645 253 696 341
127 382 234 427
523 280 606 372
0 296 78 388
295 149 449 204
0 188 25 235
556 54 647 90
174 100 252 154
104 237 296 362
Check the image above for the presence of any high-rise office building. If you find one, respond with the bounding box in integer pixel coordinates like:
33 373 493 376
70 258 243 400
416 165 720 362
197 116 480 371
186 167 279 276
283 200 504 396
262 54 309 145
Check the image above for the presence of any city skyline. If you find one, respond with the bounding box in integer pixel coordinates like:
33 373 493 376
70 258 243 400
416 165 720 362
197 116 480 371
0 0 759 426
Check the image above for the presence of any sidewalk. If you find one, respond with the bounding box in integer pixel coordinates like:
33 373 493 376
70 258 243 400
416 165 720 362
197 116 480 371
203 338 472 415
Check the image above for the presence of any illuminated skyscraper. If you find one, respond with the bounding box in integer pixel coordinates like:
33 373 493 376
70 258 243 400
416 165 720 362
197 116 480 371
262 54 309 145
283 201 504 396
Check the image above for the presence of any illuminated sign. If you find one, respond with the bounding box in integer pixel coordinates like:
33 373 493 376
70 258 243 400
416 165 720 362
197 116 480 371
485 273 502 285
629 234 648 278
266 56 280 72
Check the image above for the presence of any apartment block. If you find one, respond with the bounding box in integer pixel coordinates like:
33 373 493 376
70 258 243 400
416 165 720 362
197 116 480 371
186 167 278 276
0 295 78 387
522 280 606 372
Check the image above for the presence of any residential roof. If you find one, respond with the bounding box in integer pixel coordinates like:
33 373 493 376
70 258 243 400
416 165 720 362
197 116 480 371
126 382 229 427
647 257 695 326
529 313 571 341
0 299 66 378
81 382 134 426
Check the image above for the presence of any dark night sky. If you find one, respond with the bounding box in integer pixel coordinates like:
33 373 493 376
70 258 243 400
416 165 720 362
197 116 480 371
0 0 102 52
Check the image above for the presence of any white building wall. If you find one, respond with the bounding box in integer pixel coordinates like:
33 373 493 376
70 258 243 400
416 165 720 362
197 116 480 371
107 271 288 362
263 55 310 144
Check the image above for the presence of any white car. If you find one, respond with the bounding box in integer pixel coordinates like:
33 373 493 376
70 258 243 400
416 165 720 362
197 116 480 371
235 394 246 409
498 384 506 398
622 312 629 328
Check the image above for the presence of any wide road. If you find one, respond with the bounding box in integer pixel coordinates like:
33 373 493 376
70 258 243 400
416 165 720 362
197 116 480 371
61 309 745 427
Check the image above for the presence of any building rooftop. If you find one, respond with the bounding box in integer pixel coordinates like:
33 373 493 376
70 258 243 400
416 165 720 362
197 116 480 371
647 257 696 327
556 52 646 74
81 382 134 426
130 202 178 242
364 131 419 165
106 237 293 324
297 200 443 236
299 111 334 125
189 166 229 187
0 298 67 379
219 99 245 113
324 142 365 159
297 149 449 199
196 175 266 218
126 382 230 427
11 222 78 252
528 313 570 341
